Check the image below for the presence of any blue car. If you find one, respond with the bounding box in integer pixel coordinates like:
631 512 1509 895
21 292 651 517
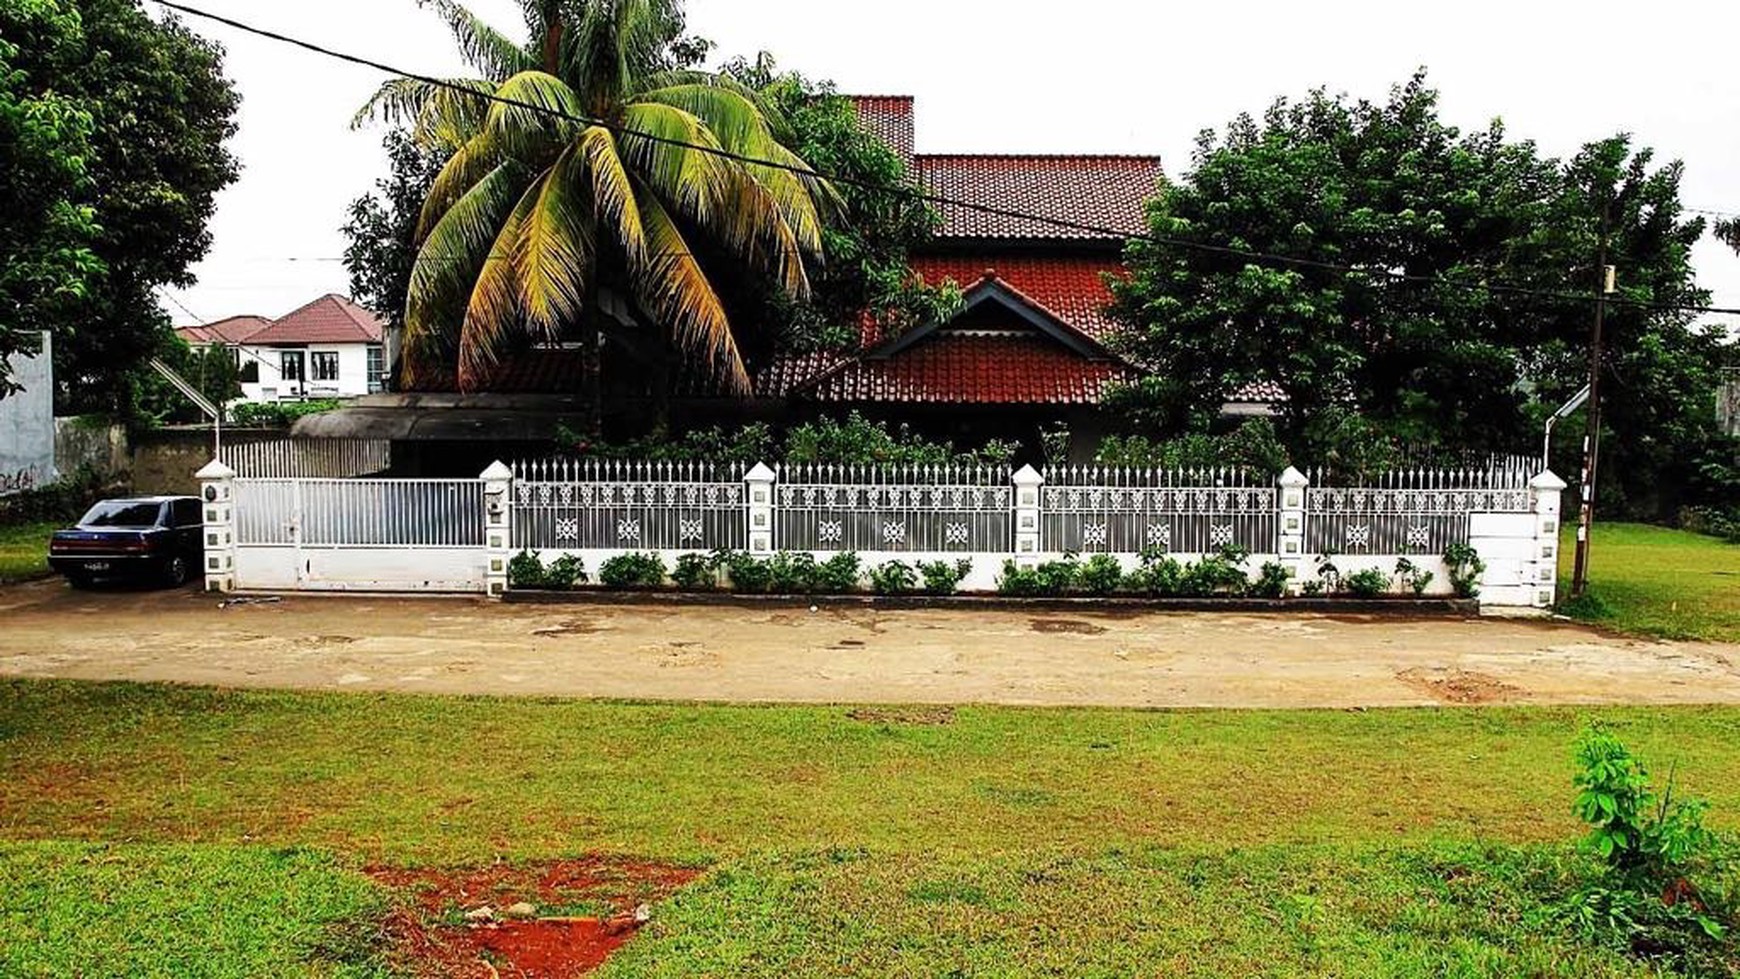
47 496 205 589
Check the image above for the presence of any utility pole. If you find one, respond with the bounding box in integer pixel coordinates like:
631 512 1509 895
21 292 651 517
1570 196 1614 597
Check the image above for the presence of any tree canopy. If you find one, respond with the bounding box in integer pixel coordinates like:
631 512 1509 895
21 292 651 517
1108 73 1732 515
357 0 840 394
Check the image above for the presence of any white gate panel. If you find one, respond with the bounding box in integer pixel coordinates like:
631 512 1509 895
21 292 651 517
298 547 487 592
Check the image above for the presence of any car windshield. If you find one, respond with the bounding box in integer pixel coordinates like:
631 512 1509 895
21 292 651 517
78 501 165 528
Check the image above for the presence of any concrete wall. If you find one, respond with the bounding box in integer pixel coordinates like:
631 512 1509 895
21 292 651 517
0 333 56 496
55 417 130 480
130 428 283 496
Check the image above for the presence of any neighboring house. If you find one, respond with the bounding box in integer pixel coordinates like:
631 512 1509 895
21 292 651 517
177 294 387 402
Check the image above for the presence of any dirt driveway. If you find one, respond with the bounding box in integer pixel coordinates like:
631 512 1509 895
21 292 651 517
2 579 1738 708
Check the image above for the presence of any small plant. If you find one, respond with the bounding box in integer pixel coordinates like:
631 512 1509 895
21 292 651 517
869 560 918 595
1251 561 1290 599
720 550 771 593
996 560 1043 596
1393 557 1434 596
598 552 665 589
671 552 717 591
1179 545 1250 597
507 550 548 589
767 551 821 593
814 552 862 593
1343 567 1390 598
1299 580 1325 597
916 558 973 595
1126 548 1183 597
1077 554 1123 596
1033 555 1081 596
1313 554 1342 594
544 554 587 589
1445 543 1484 598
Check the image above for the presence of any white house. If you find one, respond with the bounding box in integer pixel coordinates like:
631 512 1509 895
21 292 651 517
177 294 387 403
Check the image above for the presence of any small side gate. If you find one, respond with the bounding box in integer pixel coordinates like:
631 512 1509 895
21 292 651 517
230 477 488 592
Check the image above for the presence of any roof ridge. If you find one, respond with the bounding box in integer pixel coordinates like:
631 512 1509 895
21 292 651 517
965 274 1121 361
917 152 1163 162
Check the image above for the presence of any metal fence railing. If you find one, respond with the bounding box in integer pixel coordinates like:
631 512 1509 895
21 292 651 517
234 477 483 547
1040 466 1277 554
775 464 1012 553
224 438 391 478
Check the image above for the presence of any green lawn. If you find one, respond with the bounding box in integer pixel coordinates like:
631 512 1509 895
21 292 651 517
0 520 54 583
3 681 1739 975
1560 522 1740 642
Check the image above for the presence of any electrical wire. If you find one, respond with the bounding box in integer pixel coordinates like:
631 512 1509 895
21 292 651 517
149 0 1740 319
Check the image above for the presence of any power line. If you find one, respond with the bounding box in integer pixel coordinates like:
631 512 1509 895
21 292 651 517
151 0 1740 319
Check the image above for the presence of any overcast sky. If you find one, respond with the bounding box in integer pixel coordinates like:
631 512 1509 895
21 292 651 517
162 0 1740 336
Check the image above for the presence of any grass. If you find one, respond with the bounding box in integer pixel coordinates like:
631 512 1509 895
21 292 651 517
1560 522 1740 642
3 682 1740 975
0 520 55 583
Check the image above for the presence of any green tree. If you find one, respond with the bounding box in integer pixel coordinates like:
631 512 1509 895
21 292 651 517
343 127 449 387
5 0 240 416
357 0 838 393
1109 73 1728 514
0 0 102 395
1716 217 1739 254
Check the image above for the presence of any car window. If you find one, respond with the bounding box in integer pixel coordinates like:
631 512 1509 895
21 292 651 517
173 499 203 527
79 500 167 528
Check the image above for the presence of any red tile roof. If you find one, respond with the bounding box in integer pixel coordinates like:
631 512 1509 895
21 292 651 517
909 255 1125 343
244 294 385 345
916 154 1161 242
175 315 270 345
802 333 1130 405
847 95 914 166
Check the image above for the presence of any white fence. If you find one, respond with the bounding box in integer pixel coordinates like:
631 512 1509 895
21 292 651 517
224 438 391 478
199 458 1566 606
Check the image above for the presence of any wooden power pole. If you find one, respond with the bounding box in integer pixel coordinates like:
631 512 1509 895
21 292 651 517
1570 198 1614 598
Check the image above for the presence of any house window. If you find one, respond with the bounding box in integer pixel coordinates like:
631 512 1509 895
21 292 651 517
279 351 303 381
311 351 340 382
366 345 384 393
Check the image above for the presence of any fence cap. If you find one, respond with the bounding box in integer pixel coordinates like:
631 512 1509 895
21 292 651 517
478 460 514 481
1012 464 1044 486
194 460 236 480
743 462 777 483
1277 465 1309 488
1529 469 1568 491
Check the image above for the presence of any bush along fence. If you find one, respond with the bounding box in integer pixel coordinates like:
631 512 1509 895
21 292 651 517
197 457 1567 609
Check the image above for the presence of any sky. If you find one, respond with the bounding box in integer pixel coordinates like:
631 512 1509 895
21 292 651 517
162 0 1740 337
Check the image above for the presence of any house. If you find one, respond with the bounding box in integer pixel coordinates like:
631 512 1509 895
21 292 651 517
176 294 387 403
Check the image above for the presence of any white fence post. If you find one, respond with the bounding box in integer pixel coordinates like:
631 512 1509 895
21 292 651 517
1529 470 1567 609
745 462 776 555
1012 464 1044 565
1276 466 1309 591
196 459 237 593
481 461 513 596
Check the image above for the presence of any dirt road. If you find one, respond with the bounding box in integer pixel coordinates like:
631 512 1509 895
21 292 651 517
2 579 1738 708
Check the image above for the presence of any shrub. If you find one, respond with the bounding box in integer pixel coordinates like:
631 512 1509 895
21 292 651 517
1394 557 1434 596
1251 561 1290 598
230 399 342 428
1077 554 1123 596
544 554 587 589
507 549 547 589
1033 555 1081 595
916 559 972 595
1344 567 1390 598
868 560 917 595
1444 543 1484 598
671 553 716 591
598 552 665 589
720 550 771 593
996 560 1043 596
1313 554 1343 594
1179 546 1250 597
767 551 821 593
815 552 862 593
1680 505 1740 544
1126 549 1184 597
1299 580 1325 597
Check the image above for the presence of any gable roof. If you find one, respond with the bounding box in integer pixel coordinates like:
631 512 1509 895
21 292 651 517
243 294 385 345
847 95 914 168
175 315 270 345
909 255 1124 343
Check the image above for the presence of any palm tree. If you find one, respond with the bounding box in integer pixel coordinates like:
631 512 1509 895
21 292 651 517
356 0 836 393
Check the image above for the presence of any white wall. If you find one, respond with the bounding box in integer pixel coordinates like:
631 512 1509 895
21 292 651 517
0 333 56 495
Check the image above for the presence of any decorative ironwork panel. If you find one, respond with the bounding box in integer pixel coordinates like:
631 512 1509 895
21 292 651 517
1304 476 1532 556
775 464 1011 552
1039 467 1276 554
511 459 745 551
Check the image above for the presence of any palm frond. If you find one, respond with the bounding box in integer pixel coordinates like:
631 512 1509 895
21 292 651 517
484 70 586 162
615 101 732 225
637 71 789 134
629 181 751 395
353 77 494 150
416 134 504 244
458 180 542 388
515 145 596 338
576 126 647 265
402 163 528 385
421 0 534 79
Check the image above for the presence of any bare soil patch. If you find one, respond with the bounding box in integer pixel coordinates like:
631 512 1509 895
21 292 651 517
1029 618 1108 635
369 857 700 978
847 706 957 726
1396 667 1523 704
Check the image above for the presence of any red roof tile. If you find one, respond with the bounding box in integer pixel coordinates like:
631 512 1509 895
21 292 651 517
916 154 1161 242
804 333 1131 405
909 255 1125 343
847 95 914 166
245 294 384 345
175 315 270 345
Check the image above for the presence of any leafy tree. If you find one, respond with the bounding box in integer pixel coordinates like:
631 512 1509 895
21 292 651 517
132 335 242 425
343 127 448 386
5 0 240 416
0 0 102 396
1109 73 1729 515
357 0 838 393
1717 217 1739 254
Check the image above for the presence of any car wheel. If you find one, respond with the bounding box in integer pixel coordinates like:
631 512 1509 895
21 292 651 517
162 555 190 588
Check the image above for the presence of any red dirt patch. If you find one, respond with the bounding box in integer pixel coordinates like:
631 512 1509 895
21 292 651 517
369 857 700 978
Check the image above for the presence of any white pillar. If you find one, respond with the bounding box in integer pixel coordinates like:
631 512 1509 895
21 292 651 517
744 462 776 555
1529 470 1568 609
1276 466 1309 593
196 460 237 593
480 460 513 596
1012 464 1044 566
